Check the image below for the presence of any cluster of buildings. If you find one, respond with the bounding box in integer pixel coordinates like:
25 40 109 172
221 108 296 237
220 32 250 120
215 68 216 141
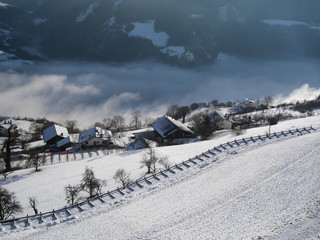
42 110 237 152
1 108 237 155
42 125 113 152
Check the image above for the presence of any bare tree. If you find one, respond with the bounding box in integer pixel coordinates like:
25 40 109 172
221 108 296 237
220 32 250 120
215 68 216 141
28 197 39 215
29 122 43 141
211 99 219 107
65 184 81 205
29 120 55 141
264 96 273 108
131 111 142 130
80 167 105 198
190 102 200 111
102 117 113 129
111 115 126 133
144 117 155 127
113 169 131 187
0 187 22 220
166 104 180 119
27 150 43 171
158 156 170 169
65 120 79 134
141 147 159 174
176 106 191 123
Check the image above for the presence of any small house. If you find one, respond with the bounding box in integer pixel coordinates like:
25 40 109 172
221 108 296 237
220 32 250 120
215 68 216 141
151 115 195 143
207 111 234 130
78 127 112 148
43 124 69 146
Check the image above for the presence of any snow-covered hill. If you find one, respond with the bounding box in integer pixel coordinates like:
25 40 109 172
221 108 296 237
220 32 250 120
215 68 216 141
1 115 319 239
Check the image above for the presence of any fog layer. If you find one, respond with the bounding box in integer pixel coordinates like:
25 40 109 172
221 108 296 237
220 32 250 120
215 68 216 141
1 56 319 127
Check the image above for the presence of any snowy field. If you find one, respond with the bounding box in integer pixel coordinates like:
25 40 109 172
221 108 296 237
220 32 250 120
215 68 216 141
1 116 320 239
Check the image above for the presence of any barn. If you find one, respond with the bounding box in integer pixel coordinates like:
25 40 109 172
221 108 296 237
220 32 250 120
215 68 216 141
151 116 195 143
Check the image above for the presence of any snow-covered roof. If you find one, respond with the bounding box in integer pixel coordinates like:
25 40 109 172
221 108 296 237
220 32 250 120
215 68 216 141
206 111 224 121
79 127 112 144
43 124 69 143
151 116 194 138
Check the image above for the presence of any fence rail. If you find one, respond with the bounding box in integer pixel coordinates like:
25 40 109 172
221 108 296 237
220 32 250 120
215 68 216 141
0 126 317 231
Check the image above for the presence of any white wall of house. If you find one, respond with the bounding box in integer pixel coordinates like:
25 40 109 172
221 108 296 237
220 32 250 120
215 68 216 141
82 137 109 147
216 119 233 130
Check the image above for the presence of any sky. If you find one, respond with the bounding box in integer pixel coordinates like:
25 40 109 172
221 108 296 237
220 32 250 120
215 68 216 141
0 54 320 128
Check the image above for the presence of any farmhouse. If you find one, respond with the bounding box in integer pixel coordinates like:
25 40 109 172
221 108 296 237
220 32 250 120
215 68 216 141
151 115 195 143
43 124 69 146
78 127 112 148
207 110 234 130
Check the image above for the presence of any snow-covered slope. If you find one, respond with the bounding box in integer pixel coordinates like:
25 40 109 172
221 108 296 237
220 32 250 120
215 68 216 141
1 116 320 239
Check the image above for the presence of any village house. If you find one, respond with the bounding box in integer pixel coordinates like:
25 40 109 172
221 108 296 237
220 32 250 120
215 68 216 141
78 127 112 148
151 115 195 143
43 124 69 147
206 110 234 130
56 134 80 151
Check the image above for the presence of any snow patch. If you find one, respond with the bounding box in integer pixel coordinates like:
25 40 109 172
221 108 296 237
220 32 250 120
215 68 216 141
262 19 320 31
128 20 169 47
113 0 122 10
160 46 185 57
76 2 98 23
216 52 236 62
0 2 10 8
0 50 15 61
309 25 320 31
262 19 308 27
218 6 228 22
32 18 48 26
105 16 116 26
160 46 195 62
190 14 204 19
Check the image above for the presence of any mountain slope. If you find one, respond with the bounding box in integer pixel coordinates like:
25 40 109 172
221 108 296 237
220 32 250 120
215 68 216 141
1 0 320 66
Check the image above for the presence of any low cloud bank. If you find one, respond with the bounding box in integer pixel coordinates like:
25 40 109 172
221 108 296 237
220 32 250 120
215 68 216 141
0 57 319 128
273 84 320 105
